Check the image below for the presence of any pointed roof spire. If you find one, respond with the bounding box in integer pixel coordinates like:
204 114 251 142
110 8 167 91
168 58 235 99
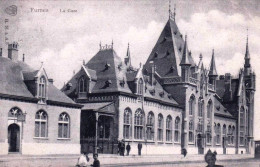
125 43 131 66
245 28 250 59
112 39 114 49
99 41 102 50
173 4 176 21
180 35 191 66
209 49 218 76
169 0 171 19
23 53 25 62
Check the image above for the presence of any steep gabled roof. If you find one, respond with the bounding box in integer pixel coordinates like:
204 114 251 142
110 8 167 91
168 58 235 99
86 49 132 94
144 18 195 77
0 56 77 105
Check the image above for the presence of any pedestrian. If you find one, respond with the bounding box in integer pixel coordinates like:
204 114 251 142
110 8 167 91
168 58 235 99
181 148 187 157
138 142 142 156
118 140 121 155
91 153 100 167
121 139 125 156
76 152 90 167
204 149 223 167
126 142 131 156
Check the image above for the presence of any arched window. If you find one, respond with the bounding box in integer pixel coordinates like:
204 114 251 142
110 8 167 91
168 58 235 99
216 123 221 144
134 109 144 139
228 125 232 145
166 115 172 142
8 107 23 119
58 112 70 138
123 108 132 139
35 110 48 137
188 120 194 143
39 76 46 103
158 114 164 141
79 77 88 93
147 112 154 140
189 96 195 116
240 107 245 146
174 117 181 142
207 100 212 119
137 79 143 95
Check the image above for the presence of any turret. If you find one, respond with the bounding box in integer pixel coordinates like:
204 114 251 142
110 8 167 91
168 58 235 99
180 35 191 82
208 49 218 90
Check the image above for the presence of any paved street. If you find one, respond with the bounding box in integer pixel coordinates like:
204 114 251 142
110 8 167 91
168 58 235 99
1 157 260 167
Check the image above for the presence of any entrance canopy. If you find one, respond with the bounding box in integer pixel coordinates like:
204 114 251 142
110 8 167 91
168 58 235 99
82 102 115 116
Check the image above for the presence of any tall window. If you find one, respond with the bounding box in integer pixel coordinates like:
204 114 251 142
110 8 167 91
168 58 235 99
39 76 46 103
35 110 48 137
223 124 226 136
189 96 195 116
231 126 235 145
79 77 88 93
166 115 172 142
240 107 245 146
158 114 163 141
206 124 211 144
147 112 154 140
198 99 204 117
134 109 144 139
137 79 143 95
123 108 132 139
207 100 212 119
58 112 70 138
216 123 221 145
174 117 180 142
228 125 232 145
188 120 194 143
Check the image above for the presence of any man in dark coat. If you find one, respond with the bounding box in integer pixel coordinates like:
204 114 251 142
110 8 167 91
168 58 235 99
138 142 142 156
126 142 131 156
118 141 121 155
121 140 125 156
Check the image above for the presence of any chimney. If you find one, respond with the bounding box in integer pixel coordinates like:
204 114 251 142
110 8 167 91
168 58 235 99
8 42 19 61
0 48 2 57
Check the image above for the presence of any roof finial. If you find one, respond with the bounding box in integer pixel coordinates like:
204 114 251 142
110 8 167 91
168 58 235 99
173 4 176 21
99 41 102 50
112 39 114 49
199 53 203 60
23 53 25 62
83 60 85 65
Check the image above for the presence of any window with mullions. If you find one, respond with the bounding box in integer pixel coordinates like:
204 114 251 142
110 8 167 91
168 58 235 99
35 110 48 138
39 76 46 103
174 117 180 142
188 120 194 143
228 125 232 145
79 77 88 93
231 126 235 145
123 108 132 139
137 79 143 95
189 96 195 116
134 109 144 139
58 112 70 138
147 112 154 140
158 114 164 141
166 115 172 142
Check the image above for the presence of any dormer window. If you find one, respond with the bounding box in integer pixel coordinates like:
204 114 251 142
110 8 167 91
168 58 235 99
79 77 88 93
78 76 88 98
137 79 143 95
39 76 46 103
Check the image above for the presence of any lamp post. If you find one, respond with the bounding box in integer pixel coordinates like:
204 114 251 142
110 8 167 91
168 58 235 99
100 124 104 153
94 111 99 155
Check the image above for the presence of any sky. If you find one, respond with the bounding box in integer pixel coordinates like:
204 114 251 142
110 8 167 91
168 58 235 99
0 0 259 138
